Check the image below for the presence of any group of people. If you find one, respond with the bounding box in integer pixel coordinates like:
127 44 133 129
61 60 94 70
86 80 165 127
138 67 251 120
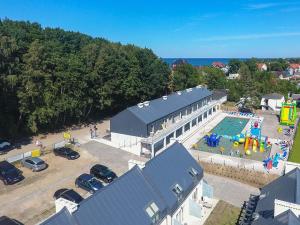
90 125 98 139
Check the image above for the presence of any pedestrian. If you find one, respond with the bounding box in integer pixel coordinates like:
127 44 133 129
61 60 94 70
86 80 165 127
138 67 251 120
90 127 94 139
94 125 98 137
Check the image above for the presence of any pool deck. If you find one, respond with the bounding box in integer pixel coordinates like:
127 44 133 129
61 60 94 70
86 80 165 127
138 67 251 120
182 112 285 175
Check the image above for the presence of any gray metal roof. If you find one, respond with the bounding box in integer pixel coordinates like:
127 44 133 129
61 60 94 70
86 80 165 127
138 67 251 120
39 207 77 225
262 93 284 100
257 210 300 225
74 166 168 225
38 141 203 225
252 168 300 225
142 142 203 214
127 87 212 124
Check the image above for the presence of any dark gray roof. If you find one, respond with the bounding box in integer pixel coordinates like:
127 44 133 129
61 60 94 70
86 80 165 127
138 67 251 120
258 210 300 225
39 142 203 225
74 166 168 225
252 168 300 225
39 207 77 225
212 89 227 100
142 142 203 214
127 87 212 124
262 93 284 100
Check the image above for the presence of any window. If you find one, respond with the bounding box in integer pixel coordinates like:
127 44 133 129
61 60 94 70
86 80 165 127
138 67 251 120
188 167 198 177
192 119 197 127
172 184 183 198
145 202 160 223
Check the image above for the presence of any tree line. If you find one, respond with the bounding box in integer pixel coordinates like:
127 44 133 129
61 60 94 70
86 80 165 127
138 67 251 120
0 19 170 139
1 19 299 139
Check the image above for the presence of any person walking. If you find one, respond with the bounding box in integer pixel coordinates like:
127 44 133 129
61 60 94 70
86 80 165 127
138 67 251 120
94 125 98 138
90 127 94 139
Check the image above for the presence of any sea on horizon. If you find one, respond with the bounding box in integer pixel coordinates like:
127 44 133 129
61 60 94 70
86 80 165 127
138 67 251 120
162 58 248 66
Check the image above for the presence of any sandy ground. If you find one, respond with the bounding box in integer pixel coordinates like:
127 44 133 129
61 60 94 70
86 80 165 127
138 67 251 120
0 149 99 224
0 120 110 161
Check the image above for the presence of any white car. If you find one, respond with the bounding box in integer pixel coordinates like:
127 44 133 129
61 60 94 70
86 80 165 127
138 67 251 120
0 140 11 154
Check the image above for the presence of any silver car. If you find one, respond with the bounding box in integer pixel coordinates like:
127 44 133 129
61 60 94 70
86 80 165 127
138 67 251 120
21 157 47 172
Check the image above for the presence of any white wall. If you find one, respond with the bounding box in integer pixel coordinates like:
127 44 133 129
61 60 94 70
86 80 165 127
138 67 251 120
261 97 284 111
111 132 142 155
274 199 300 217
55 198 78 214
285 161 300 174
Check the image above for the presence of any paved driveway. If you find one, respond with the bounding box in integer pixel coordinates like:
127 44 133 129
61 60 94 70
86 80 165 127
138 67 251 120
204 173 260 207
81 141 147 175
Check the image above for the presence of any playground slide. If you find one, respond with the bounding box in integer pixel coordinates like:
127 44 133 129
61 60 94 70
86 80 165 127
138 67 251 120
244 137 249 150
280 102 297 126
253 140 257 152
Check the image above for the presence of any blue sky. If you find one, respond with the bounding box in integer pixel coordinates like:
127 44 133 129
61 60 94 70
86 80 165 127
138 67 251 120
1 0 300 58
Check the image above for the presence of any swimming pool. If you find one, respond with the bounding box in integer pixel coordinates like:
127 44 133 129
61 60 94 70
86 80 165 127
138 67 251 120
211 117 249 136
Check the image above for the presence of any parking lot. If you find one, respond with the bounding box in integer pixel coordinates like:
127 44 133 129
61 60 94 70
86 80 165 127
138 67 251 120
0 141 145 225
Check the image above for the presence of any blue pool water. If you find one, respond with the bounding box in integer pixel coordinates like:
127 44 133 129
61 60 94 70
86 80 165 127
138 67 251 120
212 117 249 136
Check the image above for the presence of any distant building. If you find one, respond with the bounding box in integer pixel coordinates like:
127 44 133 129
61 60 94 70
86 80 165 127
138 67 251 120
257 63 268 71
40 142 214 225
110 86 226 157
212 61 225 68
287 63 300 75
171 59 187 70
291 93 300 107
227 73 240 80
248 168 300 225
261 93 285 112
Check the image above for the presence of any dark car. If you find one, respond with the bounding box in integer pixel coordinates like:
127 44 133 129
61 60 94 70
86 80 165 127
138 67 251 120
0 216 23 225
239 107 252 113
90 164 117 183
53 188 83 204
0 140 11 155
53 147 80 160
0 161 24 185
75 173 103 194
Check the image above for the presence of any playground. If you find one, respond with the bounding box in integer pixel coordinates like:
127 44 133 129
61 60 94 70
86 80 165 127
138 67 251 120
194 99 298 171
196 116 270 161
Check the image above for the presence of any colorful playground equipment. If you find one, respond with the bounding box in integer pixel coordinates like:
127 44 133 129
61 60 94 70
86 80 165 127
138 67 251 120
204 133 221 147
280 101 297 126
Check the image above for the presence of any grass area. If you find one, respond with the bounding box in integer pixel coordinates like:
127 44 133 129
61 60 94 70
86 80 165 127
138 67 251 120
204 200 240 225
288 122 300 163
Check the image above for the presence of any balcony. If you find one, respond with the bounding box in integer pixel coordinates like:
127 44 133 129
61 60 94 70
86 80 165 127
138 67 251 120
142 100 221 144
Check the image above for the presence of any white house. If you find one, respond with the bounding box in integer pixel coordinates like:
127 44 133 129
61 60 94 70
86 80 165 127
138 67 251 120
261 93 285 112
110 86 226 157
287 63 300 75
39 142 214 225
227 73 240 80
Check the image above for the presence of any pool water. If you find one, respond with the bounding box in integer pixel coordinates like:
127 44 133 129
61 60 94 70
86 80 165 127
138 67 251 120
196 117 270 161
212 117 249 136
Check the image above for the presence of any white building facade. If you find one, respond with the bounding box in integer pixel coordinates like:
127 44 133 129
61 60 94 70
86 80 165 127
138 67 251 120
110 86 227 157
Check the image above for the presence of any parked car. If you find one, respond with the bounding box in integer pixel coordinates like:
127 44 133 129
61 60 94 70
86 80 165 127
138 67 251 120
53 147 80 160
0 161 24 185
53 188 83 204
21 157 47 172
90 164 117 183
75 173 103 194
0 216 23 225
0 140 11 155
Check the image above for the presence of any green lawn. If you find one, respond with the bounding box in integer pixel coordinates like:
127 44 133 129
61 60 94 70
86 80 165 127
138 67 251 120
204 200 240 225
288 122 300 163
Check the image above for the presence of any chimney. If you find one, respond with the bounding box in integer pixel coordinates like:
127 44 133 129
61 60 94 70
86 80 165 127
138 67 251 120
143 101 150 107
162 96 168 100
137 103 143 108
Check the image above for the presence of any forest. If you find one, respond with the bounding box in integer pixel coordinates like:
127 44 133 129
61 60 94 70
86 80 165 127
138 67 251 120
0 19 170 138
1 19 299 139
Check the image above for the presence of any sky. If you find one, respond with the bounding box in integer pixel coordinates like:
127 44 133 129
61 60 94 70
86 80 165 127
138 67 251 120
1 0 300 58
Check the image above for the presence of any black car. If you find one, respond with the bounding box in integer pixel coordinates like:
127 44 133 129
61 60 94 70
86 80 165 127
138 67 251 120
53 147 80 160
0 216 23 225
53 188 83 204
0 140 11 155
0 161 24 185
75 173 103 194
90 164 117 183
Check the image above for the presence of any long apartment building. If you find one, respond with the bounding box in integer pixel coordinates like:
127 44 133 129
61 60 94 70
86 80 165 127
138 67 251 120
39 142 214 225
110 86 227 157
